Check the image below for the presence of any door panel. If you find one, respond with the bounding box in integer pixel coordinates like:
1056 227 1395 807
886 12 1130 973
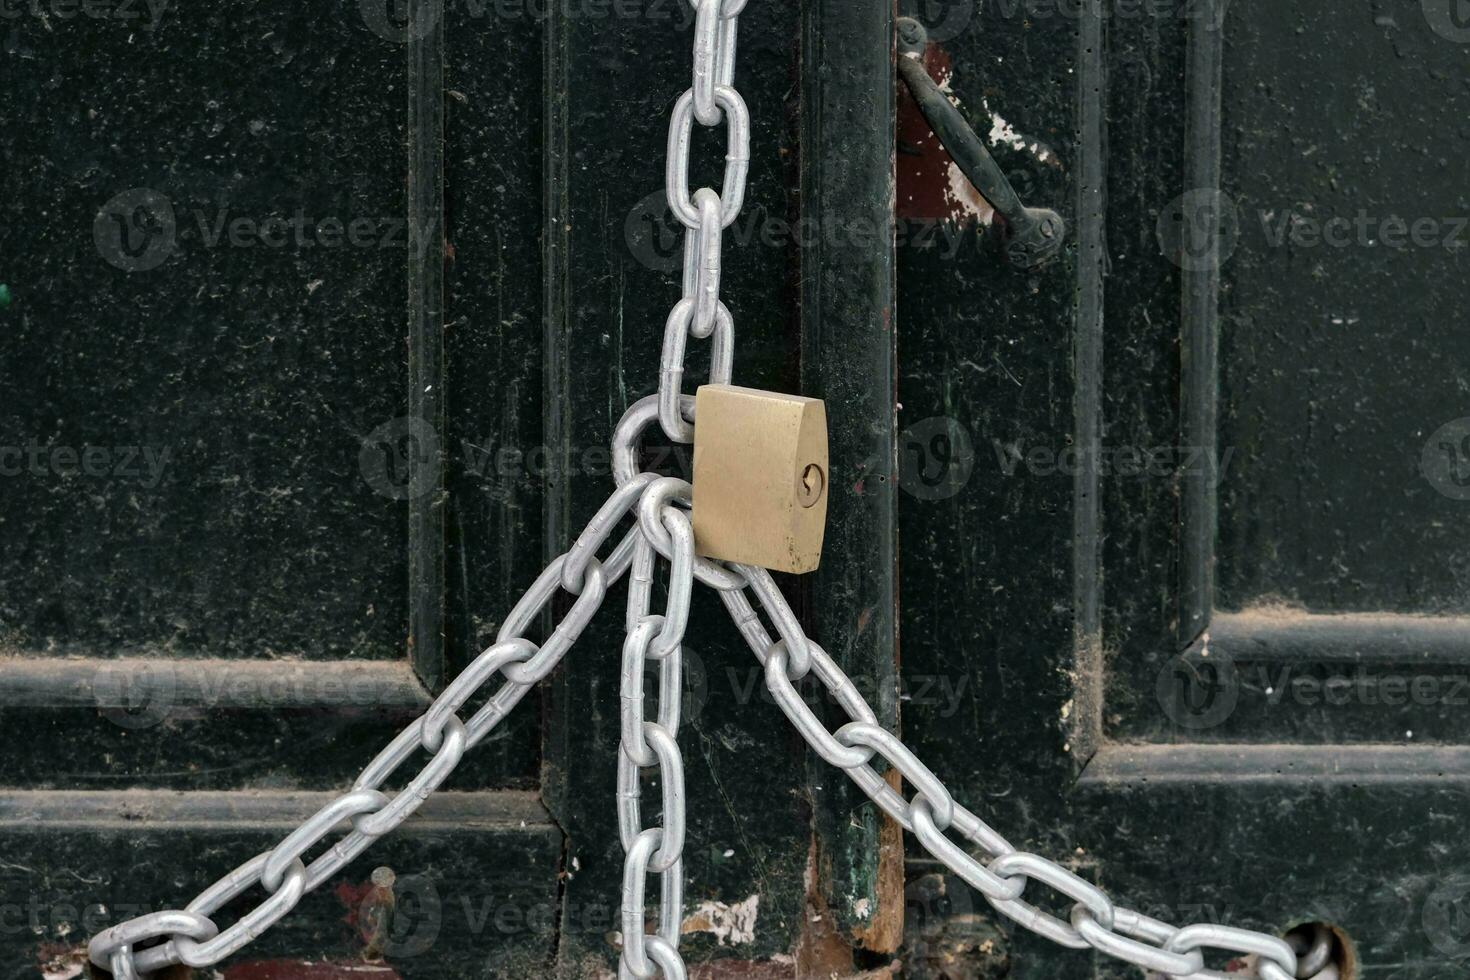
1 1 554 975
897 0 1470 976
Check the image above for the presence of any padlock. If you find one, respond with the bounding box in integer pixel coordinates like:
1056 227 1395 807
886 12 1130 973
691 384 828 573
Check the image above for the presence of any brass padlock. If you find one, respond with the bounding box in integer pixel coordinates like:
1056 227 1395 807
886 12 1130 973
691 384 828 574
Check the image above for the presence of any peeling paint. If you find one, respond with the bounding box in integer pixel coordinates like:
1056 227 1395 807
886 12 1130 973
682 895 759 946
981 98 1057 165
39 959 83 980
944 160 996 223
36 943 85 980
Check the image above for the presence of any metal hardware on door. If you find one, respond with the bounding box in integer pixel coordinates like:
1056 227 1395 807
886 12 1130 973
897 16 1066 270
691 384 829 575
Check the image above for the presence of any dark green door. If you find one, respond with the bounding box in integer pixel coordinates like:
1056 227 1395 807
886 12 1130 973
3 0 1467 977
893 0 1470 977
3 0 818 975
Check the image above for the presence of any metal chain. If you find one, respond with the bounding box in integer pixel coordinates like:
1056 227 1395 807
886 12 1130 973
659 0 749 443
90 468 1306 980
87 0 1317 975
616 496 696 980
88 480 645 977
711 568 1303 980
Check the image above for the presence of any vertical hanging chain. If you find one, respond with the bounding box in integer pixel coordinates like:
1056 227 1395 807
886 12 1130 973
616 483 696 980
659 0 749 443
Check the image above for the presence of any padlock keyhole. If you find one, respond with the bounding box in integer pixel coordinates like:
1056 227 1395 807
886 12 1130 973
798 463 825 508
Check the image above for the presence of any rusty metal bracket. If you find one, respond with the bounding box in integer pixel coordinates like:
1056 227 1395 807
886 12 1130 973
897 17 1066 270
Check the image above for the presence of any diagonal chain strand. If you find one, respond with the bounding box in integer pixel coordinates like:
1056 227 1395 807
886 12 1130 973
89 475 658 977
712 565 1306 980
